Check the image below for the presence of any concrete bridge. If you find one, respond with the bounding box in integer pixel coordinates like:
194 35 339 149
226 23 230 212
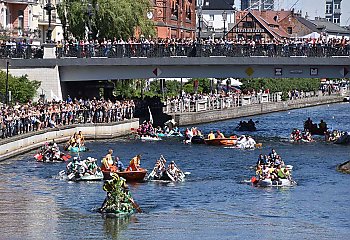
0 56 349 100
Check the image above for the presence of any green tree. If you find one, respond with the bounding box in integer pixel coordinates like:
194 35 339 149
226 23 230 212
0 71 41 103
57 0 155 40
240 78 321 100
183 78 212 94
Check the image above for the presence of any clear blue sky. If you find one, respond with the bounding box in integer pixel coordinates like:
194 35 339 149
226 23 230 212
236 0 350 26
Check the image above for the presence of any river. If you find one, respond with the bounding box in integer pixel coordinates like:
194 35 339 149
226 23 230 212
0 103 349 240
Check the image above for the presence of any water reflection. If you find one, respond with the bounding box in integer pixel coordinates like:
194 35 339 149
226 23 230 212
102 215 135 239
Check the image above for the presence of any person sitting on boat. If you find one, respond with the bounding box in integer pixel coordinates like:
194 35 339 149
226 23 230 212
86 157 99 175
115 157 125 171
76 131 85 146
127 154 141 171
256 154 265 166
67 157 79 175
101 149 117 172
216 130 225 139
207 131 215 140
277 165 289 179
236 135 248 148
246 136 256 148
167 161 182 181
302 130 313 142
269 149 278 160
270 167 279 182
69 133 78 147
262 165 270 179
319 120 327 132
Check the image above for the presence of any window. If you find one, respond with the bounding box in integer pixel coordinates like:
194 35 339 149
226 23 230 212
209 15 214 21
287 27 292 34
334 4 340 9
325 4 331 14
243 21 253 28
333 18 339 24
326 18 331 21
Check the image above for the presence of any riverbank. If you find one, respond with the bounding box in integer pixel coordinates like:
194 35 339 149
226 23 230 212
0 119 139 161
171 95 344 126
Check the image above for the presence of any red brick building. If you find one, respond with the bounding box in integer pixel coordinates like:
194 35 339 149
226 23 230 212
151 0 196 39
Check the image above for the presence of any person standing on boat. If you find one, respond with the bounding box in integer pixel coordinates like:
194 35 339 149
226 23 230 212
128 154 141 171
101 149 117 172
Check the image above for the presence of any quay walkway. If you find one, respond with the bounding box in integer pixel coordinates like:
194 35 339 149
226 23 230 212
0 119 138 161
166 93 346 126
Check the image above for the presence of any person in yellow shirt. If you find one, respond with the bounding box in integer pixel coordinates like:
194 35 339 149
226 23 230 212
128 154 141 171
207 131 215 140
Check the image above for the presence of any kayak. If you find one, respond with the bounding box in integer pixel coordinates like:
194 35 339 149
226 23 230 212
102 168 148 182
68 146 88 152
204 137 237 146
254 178 296 187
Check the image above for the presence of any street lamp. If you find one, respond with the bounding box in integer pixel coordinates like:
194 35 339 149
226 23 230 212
197 0 203 41
87 1 99 41
5 60 9 105
44 0 55 43
222 11 227 40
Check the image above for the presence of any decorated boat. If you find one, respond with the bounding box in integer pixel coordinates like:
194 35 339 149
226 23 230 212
147 157 186 182
99 173 141 217
102 168 148 182
67 145 88 152
140 136 162 141
59 157 103 181
252 178 296 187
34 142 71 162
204 137 237 146
35 152 71 162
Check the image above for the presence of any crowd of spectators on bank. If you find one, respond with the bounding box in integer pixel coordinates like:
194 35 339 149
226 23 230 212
0 97 135 139
0 35 349 59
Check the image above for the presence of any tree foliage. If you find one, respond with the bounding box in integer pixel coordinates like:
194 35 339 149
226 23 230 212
240 78 321 99
0 71 41 103
57 0 155 40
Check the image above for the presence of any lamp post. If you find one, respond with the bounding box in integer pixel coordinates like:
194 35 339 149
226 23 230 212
44 0 55 43
222 11 227 40
5 60 9 105
197 0 203 41
87 1 99 41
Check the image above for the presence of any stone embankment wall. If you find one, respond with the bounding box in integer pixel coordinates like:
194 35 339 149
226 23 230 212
0 119 139 161
172 95 344 126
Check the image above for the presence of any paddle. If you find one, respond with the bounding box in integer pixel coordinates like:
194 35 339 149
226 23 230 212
129 197 142 213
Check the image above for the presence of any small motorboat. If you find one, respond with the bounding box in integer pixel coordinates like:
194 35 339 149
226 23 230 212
102 168 148 182
204 137 237 146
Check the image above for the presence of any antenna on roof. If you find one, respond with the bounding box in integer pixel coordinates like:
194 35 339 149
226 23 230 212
289 0 300 10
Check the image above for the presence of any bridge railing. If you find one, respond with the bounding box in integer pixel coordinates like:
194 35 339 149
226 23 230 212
0 43 349 59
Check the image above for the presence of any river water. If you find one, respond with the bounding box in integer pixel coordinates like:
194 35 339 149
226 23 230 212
1 103 349 240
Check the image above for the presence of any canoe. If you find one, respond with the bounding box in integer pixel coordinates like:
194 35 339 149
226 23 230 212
68 146 88 152
151 170 185 182
256 178 296 187
102 168 148 182
204 137 237 146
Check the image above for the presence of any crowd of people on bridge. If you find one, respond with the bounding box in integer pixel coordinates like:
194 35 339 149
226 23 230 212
0 97 135 139
0 35 349 59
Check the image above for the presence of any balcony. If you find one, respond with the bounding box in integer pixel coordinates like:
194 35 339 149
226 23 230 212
4 0 38 4
334 8 341 14
38 12 58 25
